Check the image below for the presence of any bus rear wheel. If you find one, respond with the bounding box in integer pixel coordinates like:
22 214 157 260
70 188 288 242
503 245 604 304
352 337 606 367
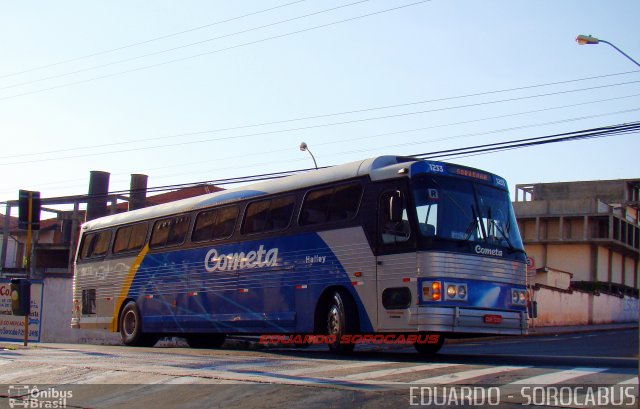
326 291 357 354
120 301 158 347
186 334 226 349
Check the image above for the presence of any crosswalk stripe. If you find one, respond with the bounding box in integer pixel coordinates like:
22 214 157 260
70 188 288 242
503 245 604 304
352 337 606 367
278 361 386 376
508 367 608 385
411 365 527 384
342 363 461 381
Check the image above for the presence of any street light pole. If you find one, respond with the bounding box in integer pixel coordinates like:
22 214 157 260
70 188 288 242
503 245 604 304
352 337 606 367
576 35 640 68
576 33 640 389
299 142 318 169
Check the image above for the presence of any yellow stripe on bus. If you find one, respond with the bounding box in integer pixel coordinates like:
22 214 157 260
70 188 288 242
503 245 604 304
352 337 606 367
109 244 150 332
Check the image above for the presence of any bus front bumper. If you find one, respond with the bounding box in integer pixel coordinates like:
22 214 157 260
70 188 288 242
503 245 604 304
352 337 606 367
409 306 528 336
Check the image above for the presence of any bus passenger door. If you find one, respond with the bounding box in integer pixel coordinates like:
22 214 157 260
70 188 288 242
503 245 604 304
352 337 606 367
376 185 417 332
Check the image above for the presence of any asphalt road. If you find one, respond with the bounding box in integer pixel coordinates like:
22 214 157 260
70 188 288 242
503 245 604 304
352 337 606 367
0 329 637 409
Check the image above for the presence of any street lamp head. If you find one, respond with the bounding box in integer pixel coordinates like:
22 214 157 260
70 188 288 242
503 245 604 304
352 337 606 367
576 34 600 45
299 142 308 152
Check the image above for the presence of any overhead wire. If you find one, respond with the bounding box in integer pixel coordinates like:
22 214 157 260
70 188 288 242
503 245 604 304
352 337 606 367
0 0 308 80
0 1 430 102
1 70 638 161
1 120 633 205
0 0 372 91
1 80 639 166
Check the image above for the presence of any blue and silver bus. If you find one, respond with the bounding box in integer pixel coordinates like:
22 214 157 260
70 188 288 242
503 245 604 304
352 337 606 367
72 156 527 353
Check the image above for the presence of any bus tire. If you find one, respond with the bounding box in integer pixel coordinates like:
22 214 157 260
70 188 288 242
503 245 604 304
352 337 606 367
326 290 357 354
414 334 445 354
119 301 158 347
186 334 226 349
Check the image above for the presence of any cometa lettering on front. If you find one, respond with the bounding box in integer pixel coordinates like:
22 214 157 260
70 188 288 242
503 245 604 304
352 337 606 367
205 245 279 272
474 245 503 257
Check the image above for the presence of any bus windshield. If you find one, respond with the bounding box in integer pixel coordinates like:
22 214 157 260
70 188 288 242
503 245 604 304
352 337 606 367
413 175 524 251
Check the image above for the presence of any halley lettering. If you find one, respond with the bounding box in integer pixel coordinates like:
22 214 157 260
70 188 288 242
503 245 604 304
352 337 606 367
205 245 279 272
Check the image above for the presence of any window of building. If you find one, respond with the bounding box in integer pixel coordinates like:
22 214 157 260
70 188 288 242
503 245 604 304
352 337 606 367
113 222 148 254
192 205 239 242
242 196 295 235
79 230 112 259
299 183 362 226
150 215 190 248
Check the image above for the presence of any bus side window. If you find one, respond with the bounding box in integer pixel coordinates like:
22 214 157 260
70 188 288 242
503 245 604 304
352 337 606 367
79 230 112 259
113 222 148 254
150 215 190 248
300 183 362 226
242 196 295 235
93 231 111 256
79 234 95 259
192 205 239 242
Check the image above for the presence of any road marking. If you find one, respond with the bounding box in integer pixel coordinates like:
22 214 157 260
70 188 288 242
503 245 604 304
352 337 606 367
508 367 608 385
277 360 386 376
411 365 527 384
342 363 461 380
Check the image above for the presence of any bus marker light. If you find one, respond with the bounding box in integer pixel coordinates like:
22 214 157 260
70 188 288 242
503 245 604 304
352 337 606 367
188 292 198 297
238 288 249 293
402 277 417 282
105 297 113 301
295 285 308 289
145 295 154 299
354 271 362 277
352 281 364 286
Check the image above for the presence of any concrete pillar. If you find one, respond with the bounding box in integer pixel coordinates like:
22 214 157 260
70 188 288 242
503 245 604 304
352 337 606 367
86 171 110 221
129 174 148 211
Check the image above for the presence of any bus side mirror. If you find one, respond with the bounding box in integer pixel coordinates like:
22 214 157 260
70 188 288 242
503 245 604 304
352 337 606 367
11 278 31 316
389 192 404 223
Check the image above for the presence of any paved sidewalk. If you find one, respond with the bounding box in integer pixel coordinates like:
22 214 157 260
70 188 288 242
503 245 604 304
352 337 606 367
527 321 637 336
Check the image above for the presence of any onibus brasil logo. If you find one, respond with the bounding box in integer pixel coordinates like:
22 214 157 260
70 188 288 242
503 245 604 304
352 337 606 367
8 385 72 408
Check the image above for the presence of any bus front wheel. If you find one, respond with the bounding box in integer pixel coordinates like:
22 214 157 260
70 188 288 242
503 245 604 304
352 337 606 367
119 301 158 347
326 291 357 354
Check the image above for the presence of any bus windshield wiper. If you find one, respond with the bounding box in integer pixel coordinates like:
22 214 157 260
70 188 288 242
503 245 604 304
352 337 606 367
462 205 480 242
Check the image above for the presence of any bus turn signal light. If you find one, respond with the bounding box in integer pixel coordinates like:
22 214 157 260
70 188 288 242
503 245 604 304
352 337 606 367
423 281 442 301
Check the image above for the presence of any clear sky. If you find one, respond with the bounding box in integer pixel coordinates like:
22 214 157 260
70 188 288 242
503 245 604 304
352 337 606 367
1 0 638 216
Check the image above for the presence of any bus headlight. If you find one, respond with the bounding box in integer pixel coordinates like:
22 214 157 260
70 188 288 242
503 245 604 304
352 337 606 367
458 285 467 299
444 282 468 301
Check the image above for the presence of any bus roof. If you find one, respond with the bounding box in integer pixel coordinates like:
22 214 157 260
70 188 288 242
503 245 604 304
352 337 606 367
81 155 506 232
81 156 416 232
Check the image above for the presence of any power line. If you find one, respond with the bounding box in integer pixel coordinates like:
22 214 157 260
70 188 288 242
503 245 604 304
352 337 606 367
2 80 639 166
2 120 630 205
414 122 640 159
2 70 638 161
0 0 372 91
0 1 430 102
1 103 636 198
0 1 308 80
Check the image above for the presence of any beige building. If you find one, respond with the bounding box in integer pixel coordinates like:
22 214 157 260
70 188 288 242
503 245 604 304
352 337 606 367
514 179 639 292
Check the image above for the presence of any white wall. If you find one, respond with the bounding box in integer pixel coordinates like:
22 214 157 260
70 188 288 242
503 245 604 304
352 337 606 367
532 286 638 327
